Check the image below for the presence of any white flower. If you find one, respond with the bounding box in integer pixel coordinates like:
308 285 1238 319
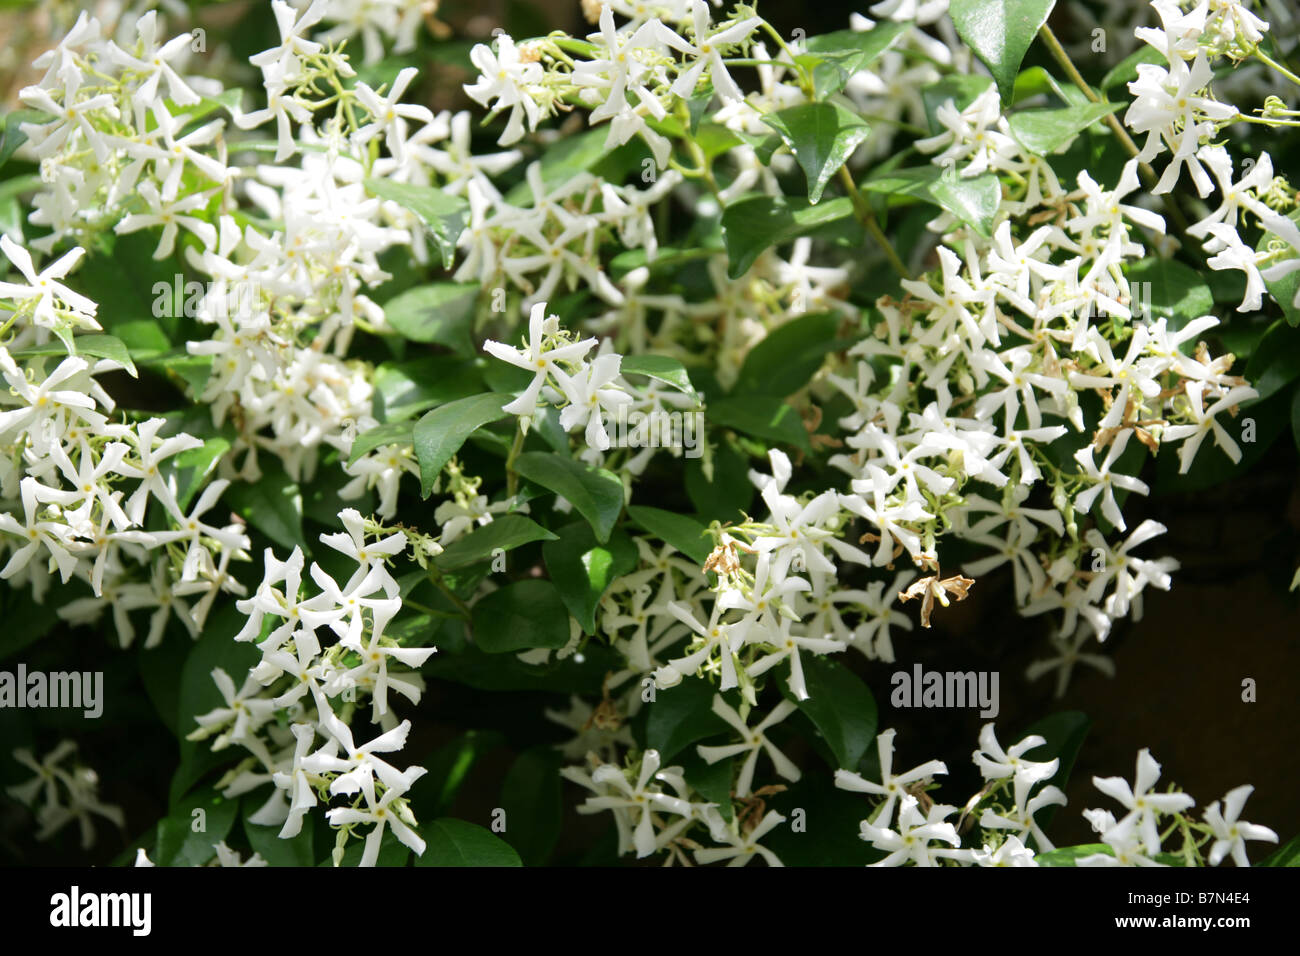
1091 748 1195 854
668 0 762 104
464 35 544 146
696 696 801 797
835 728 948 827
1203 785 1278 866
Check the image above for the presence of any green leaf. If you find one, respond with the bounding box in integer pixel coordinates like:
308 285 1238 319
720 195 855 279
155 786 239 867
949 0 1057 104
0 110 45 170
434 514 558 570
677 750 733 823
762 103 870 204
413 393 511 496
382 282 479 354
364 177 468 268
1036 843 1112 866
860 166 1000 237
1259 832 1300 866
10 333 137 376
166 435 230 512
471 579 571 653
244 820 314 867
799 22 912 99
785 656 877 769
224 458 306 553
1246 321 1300 404
617 354 698 397
417 818 522 866
498 747 563 865
374 356 483 422
734 312 846 397
626 505 713 565
543 523 638 633
1007 101 1121 154
645 677 731 763
513 451 625 543
347 421 413 466
504 127 610 204
707 394 811 451
1125 256 1213 332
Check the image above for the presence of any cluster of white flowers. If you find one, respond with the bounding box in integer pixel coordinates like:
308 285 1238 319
7 741 124 850
188 508 435 866
0 233 251 644
449 0 1289 866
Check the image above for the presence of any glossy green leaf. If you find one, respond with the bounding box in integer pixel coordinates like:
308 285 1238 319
543 523 638 633
721 195 855 278
784 655 878 770
618 354 698 397
434 514 558 570
513 451 625 543
413 393 511 496
416 818 522 866
949 0 1057 103
626 505 713 565
10 333 137 376
799 22 912 99
364 177 468 268
762 103 870 204
1008 101 1121 154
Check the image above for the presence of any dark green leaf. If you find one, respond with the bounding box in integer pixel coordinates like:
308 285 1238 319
785 655 877 769
498 747 563 865
625 505 713 565
645 677 730 763
471 579 570 653
734 312 845 397
513 451 625 543
224 458 306 553
707 394 812 451
720 195 855 279
417 818 522 866
348 421 414 466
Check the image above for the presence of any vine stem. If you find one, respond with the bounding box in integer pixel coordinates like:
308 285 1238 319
1255 49 1300 89
504 424 526 498
838 165 911 280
